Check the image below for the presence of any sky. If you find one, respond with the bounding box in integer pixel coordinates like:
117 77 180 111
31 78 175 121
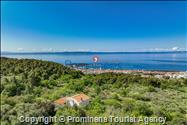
1 1 187 52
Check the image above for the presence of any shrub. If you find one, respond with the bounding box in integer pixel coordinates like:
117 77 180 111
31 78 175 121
135 103 153 116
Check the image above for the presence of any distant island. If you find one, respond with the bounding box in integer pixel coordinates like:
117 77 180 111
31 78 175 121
1 51 187 55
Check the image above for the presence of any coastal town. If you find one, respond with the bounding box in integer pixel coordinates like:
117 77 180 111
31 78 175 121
65 56 187 79
77 69 187 79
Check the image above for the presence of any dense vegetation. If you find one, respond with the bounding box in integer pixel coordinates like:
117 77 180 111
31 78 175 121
1 57 187 125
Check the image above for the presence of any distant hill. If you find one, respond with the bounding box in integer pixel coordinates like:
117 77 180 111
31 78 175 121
1 51 187 55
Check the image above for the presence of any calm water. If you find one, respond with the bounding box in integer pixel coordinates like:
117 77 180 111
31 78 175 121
1 52 187 71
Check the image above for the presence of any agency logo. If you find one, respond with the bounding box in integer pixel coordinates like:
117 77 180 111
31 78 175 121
92 56 99 63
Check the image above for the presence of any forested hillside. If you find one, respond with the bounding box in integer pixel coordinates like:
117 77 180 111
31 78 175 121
1 57 83 79
1 57 187 125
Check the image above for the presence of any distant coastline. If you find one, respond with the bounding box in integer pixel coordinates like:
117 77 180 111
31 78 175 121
1 51 187 55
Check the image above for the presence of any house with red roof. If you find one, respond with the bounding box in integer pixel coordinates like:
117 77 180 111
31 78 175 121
54 93 90 107
54 97 67 106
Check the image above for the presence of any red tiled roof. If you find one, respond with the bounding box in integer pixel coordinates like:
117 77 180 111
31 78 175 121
72 94 90 103
54 97 67 105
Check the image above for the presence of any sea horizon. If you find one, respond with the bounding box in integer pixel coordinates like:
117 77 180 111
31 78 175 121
1 51 187 72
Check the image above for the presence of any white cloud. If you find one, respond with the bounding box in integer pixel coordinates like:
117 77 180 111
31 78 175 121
171 46 179 51
76 49 90 52
146 46 185 52
41 48 54 52
62 49 91 52
48 48 54 52
17 48 24 51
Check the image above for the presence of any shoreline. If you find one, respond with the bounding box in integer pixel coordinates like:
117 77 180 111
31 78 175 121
76 68 187 79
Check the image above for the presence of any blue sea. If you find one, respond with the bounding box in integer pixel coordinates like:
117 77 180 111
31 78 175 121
1 52 187 71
